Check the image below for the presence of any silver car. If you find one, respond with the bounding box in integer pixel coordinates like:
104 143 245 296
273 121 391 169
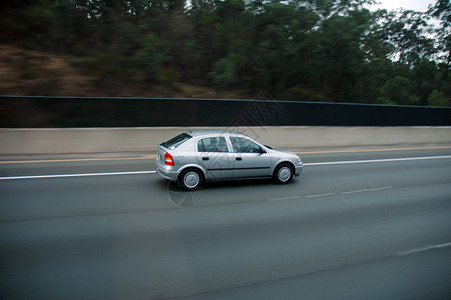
156 130 303 190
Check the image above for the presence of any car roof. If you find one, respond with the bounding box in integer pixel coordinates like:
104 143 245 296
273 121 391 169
185 130 246 137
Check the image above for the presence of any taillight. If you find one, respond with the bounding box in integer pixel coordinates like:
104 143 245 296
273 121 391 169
164 152 174 166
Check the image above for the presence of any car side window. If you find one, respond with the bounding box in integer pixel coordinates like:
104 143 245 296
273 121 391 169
198 137 229 152
230 137 262 153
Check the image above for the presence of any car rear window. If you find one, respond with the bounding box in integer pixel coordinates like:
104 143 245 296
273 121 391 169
161 133 192 150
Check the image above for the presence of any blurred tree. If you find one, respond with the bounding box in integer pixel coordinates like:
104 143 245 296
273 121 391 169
428 89 450 106
429 0 450 80
209 53 243 90
249 2 319 94
380 76 419 105
0 0 447 105
379 10 435 65
314 9 372 101
132 33 167 82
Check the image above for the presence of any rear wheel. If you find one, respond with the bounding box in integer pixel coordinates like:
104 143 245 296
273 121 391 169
273 163 293 184
178 168 203 190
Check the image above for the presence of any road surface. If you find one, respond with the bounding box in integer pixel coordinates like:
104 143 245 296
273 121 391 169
1 146 451 299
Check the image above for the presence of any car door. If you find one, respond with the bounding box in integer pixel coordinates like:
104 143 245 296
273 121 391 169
229 136 272 178
196 136 234 181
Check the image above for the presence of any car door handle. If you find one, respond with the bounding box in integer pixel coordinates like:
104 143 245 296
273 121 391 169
235 157 242 161
202 157 209 161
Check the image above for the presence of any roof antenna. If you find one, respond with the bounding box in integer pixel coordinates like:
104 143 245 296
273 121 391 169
188 127 192 133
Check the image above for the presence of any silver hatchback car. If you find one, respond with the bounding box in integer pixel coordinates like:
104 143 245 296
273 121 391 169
156 130 303 190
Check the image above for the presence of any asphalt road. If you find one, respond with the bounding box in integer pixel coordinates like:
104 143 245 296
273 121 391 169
1 147 451 299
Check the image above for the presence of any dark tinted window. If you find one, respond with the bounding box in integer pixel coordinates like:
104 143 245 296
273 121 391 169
198 137 229 152
161 133 191 149
230 137 262 153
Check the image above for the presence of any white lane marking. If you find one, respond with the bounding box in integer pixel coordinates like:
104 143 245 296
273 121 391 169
368 186 393 192
2 155 450 181
268 186 394 202
0 171 156 180
306 192 336 198
268 195 302 202
436 242 451 249
396 242 451 256
303 155 451 166
341 189 368 194
397 245 435 256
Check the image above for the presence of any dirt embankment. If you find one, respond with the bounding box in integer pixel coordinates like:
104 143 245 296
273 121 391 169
0 45 243 98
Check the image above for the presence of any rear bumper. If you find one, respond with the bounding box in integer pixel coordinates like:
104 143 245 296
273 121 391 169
156 160 179 182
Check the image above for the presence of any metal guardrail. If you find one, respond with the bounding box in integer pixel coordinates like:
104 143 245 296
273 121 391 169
0 95 450 127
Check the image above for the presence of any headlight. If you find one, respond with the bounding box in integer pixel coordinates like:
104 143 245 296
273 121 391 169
296 157 301 162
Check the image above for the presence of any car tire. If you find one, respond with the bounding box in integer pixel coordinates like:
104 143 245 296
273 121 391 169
273 163 294 184
178 168 204 191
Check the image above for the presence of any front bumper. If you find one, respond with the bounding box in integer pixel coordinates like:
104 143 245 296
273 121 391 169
294 163 303 177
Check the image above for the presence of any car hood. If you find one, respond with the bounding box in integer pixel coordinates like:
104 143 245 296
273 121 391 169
271 147 298 156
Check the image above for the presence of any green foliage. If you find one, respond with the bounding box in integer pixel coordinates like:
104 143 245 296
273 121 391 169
0 0 449 104
282 87 325 101
210 53 243 90
76 52 122 84
380 76 417 105
132 33 166 82
374 97 396 105
428 90 450 107
428 0 450 80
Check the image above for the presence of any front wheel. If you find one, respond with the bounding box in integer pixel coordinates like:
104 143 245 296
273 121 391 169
178 168 203 190
273 163 293 184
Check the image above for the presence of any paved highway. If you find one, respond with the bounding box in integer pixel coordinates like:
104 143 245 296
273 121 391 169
1 147 451 299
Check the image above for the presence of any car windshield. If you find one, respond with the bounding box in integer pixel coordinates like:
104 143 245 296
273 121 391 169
161 133 192 149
